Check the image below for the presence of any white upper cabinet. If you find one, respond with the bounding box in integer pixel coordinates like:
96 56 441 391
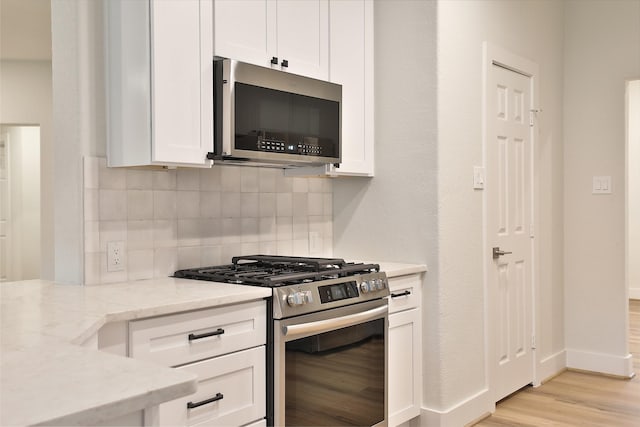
327 0 374 176
213 0 329 80
105 0 213 167
284 0 374 177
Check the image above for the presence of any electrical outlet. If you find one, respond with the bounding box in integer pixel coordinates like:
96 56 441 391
309 232 322 255
107 241 125 272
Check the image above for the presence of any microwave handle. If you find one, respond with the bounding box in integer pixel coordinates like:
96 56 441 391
282 305 387 339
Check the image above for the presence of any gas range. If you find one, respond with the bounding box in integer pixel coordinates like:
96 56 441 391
174 255 389 319
174 255 390 427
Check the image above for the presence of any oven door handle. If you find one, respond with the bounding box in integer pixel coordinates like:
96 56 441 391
282 305 387 339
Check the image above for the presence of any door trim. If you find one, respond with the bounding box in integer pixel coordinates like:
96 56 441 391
482 43 541 400
0 131 11 282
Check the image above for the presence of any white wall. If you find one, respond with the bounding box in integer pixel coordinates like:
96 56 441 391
564 0 639 377
628 80 640 300
438 1 566 418
335 0 565 424
1 126 41 280
51 0 107 284
0 60 53 280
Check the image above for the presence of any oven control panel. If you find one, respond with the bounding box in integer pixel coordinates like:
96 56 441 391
273 272 389 319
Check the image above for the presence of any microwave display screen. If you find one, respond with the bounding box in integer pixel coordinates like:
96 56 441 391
234 83 339 159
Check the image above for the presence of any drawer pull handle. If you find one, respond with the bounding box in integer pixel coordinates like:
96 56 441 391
187 393 224 409
390 290 411 298
188 328 225 341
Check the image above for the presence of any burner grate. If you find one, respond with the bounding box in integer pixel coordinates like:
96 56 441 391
174 255 380 287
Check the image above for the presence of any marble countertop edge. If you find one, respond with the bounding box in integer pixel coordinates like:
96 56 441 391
1 343 198 427
363 261 428 278
33 374 197 427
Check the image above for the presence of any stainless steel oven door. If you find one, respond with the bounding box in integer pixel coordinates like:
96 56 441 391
274 299 388 427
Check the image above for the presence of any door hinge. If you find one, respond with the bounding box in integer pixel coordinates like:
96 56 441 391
529 223 535 238
531 335 536 350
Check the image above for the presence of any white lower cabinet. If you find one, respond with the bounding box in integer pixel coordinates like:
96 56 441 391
388 274 423 427
128 300 267 427
160 346 265 427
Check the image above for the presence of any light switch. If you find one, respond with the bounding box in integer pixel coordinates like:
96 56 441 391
473 166 485 190
592 176 612 194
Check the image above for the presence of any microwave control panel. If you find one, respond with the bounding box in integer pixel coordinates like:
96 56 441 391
257 133 323 156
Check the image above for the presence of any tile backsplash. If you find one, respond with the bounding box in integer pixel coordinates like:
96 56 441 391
83 157 333 285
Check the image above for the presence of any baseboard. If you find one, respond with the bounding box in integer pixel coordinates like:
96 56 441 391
566 349 635 378
533 349 566 385
418 388 493 427
630 287 640 300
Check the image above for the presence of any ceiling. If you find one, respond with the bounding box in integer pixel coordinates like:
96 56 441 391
0 0 51 60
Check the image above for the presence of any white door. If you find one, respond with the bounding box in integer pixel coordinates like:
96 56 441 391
487 63 534 402
0 132 10 282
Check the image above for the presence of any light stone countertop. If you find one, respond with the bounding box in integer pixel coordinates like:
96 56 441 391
0 263 424 426
0 277 271 426
374 261 428 278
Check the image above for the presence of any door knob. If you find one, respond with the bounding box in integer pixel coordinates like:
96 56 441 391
492 247 512 259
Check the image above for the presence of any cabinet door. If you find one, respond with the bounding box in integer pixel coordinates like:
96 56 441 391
150 0 213 166
327 0 374 176
284 0 373 178
275 0 329 80
213 0 276 68
388 308 422 427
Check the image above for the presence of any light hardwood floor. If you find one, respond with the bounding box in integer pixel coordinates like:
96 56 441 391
475 300 640 426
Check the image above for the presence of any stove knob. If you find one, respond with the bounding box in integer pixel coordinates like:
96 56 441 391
287 292 307 307
360 281 370 293
303 291 313 303
376 279 386 290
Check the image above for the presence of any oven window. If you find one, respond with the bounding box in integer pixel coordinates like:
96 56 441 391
285 318 385 426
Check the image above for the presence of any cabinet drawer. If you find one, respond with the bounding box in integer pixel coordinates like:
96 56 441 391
130 300 266 367
159 346 266 427
388 274 421 314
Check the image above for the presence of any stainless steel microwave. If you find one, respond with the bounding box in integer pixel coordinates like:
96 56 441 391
208 59 342 168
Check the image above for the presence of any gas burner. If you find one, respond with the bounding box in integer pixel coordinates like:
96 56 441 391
174 255 380 288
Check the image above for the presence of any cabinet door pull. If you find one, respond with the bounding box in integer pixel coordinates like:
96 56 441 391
390 290 411 298
187 393 224 409
188 328 225 341
281 59 289 68
271 56 278 65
